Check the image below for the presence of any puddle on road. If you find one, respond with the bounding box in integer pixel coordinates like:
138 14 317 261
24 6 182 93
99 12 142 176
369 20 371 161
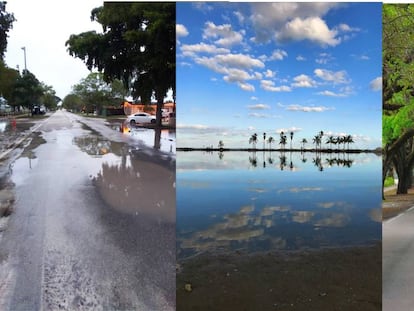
111 122 176 154
73 134 176 223
0 121 7 133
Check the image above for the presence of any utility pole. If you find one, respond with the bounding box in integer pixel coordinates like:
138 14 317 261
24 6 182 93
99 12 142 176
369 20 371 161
21 47 27 71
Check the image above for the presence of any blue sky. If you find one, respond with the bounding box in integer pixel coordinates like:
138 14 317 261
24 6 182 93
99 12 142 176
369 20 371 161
176 2 382 149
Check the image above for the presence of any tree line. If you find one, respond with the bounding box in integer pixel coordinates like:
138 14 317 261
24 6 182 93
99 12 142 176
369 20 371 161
0 2 59 113
241 131 355 151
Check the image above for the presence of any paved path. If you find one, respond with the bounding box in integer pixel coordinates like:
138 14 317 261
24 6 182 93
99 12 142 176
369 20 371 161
383 204 414 310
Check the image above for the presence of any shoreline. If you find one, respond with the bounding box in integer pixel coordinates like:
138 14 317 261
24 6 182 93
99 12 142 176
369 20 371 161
177 147 382 154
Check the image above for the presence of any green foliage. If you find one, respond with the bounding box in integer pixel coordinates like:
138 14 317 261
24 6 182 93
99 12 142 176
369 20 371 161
71 72 125 114
0 1 15 59
40 83 59 110
0 59 19 101
11 70 43 110
62 93 82 112
66 2 175 125
384 176 395 187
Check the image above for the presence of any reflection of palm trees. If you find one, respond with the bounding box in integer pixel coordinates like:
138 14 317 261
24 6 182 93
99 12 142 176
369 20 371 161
313 156 324 171
279 154 287 170
249 155 257 167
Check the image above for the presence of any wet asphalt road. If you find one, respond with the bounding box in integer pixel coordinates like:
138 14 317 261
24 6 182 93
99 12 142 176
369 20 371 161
383 208 414 310
0 110 175 310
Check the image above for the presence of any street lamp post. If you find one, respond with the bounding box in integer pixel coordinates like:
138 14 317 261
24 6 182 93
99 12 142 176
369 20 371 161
21 47 27 71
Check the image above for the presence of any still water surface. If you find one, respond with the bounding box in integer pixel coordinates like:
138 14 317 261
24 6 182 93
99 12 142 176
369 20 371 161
177 151 381 260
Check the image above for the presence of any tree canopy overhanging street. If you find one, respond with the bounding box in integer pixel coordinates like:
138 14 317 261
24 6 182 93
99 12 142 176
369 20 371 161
66 2 175 127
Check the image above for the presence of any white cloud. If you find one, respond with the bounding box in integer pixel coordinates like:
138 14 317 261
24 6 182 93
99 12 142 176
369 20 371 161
181 43 230 57
276 17 341 47
370 77 382 91
296 55 306 61
250 2 339 43
203 21 244 47
176 24 189 38
315 53 334 64
261 80 291 92
314 69 350 84
248 104 271 110
286 104 333 112
277 126 302 134
250 96 259 101
270 49 288 61
249 112 270 118
213 53 265 69
337 23 360 33
238 82 255 92
223 68 253 82
317 86 353 97
264 69 275 78
291 74 317 88
234 11 245 24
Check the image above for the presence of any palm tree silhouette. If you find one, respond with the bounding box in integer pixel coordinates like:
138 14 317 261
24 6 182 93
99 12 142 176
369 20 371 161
279 131 287 150
267 136 275 150
290 131 294 149
301 138 308 150
326 136 335 150
249 133 258 149
263 132 266 150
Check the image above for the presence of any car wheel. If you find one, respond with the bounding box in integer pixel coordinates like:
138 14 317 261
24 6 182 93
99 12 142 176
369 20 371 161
150 119 156 124
130 120 136 126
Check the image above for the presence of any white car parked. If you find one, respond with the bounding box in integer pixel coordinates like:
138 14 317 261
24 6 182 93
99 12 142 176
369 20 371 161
126 112 156 125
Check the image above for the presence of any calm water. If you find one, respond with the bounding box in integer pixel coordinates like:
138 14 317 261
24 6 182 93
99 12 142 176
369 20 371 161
177 151 382 260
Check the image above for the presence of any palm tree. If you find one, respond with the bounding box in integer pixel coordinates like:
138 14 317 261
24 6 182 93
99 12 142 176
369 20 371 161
267 136 275 150
290 131 294 149
249 133 258 149
313 135 321 150
218 140 224 149
345 134 354 150
326 136 335 149
279 131 287 150
301 138 308 150
263 132 266 150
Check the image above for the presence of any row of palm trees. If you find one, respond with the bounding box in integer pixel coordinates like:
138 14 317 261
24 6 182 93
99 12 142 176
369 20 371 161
247 131 355 151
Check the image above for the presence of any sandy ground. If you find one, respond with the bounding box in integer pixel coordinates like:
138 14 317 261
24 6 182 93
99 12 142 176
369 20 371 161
177 243 381 311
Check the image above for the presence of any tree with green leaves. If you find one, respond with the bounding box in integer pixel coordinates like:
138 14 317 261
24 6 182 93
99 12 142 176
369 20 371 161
11 70 43 112
66 2 175 127
383 4 414 194
40 83 60 111
62 93 83 112
72 72 124 115
0 59 19 101
0 1 15 60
